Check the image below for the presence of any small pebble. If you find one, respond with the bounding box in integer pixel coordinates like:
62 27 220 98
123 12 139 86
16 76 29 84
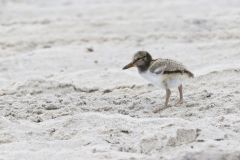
103 89 112 94
86 47 94 52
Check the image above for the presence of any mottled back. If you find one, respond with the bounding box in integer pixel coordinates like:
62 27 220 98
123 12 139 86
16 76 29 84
149 58 194 77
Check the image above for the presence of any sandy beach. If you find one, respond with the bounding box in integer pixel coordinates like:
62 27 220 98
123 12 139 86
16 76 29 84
0 0 240 159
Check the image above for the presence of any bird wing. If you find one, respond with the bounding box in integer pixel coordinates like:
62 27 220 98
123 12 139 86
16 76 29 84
149 58 187 74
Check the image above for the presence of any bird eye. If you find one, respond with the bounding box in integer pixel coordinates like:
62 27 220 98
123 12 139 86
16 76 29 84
133 56 146 63
135 56 145 61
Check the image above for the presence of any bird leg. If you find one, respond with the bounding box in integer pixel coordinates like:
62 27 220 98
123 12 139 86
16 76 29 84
176 84 183 105
165 88 171 107
153 88 171 113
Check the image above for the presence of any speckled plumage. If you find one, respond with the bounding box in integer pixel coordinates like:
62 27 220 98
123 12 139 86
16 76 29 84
149 58 194 77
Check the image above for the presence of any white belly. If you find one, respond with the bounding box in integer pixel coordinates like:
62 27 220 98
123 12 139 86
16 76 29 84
140 71 184 89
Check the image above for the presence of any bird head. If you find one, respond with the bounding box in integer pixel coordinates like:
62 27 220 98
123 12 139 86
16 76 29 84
122 51 152 70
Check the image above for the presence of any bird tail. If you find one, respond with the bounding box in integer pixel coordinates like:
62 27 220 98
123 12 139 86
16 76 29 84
184 70 194 78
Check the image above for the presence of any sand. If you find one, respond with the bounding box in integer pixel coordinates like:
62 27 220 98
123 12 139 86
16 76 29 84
0 0 240 159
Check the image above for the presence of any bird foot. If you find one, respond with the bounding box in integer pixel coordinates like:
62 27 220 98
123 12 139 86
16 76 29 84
153 105 171 113
175 99 183 106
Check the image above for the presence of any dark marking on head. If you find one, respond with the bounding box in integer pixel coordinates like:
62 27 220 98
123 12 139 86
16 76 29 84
133 51 152 72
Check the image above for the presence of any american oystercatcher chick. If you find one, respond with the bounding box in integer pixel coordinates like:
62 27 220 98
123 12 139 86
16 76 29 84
122 51 194 112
